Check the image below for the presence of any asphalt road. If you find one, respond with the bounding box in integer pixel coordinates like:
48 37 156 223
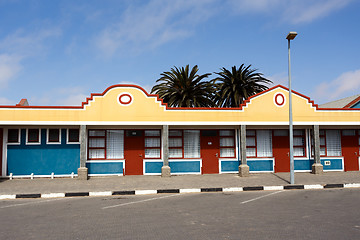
1 188 360 239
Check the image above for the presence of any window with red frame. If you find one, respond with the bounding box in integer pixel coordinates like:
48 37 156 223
168 130 200 158
144 130 161 159
312 129 341 157
293 130 306 157
246 130 272 157
219 130 235 158
88 130 124 160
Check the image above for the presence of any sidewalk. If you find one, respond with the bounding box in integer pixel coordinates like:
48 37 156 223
1 172 360 196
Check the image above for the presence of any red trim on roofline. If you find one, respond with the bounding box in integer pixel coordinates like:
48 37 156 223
1 84 360 111
344 96 360 108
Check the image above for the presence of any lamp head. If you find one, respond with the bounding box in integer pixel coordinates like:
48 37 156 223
286 32 297 40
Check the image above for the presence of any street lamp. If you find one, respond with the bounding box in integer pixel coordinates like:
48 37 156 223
286 31 297 185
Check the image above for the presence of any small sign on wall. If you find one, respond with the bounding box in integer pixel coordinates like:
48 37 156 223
324 161 331 166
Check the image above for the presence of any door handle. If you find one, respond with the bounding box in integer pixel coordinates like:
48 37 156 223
139 154 143 157
215 153 218 157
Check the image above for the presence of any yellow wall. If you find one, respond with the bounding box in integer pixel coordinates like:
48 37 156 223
0 85 359 125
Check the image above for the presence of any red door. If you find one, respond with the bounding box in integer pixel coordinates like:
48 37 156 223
124 130 145 175
273 132 290 172
341 134 359 171
0 128 2 176
200 130 219 174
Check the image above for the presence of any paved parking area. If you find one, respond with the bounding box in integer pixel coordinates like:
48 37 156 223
1 171 360 195
1 188 360 239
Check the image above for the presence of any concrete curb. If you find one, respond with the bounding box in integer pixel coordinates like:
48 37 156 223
1 183 360 200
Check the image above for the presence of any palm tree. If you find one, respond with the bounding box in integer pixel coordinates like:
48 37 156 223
151 65 215 107
213 64 272 107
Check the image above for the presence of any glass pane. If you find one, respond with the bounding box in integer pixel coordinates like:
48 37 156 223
246 130 255 136
28 129 39 142
89 149 105 159
246 148 256 157
220 138 234 147
219 130 234 136
145 138 160 147
68 129 79 142
145 149 160 158
106 130 124 159
169 148 182 158
320 147 326 156
89 138 105 148
8 129 19 143
145 130 160 136
169 138 182 147
48 129 60 142
169 130 182 137
220 148 235 157
320 136 325 146
294 147 305 157
184 130 200 158
293 137 304 146
89 130 105 137
293 130 304 136
326 130 341 156
257 130 272 157
246 137 256 147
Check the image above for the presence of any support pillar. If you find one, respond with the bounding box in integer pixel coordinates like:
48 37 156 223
78 125 88 180
161 125 171 177
239 125 249 177
312 125 323 174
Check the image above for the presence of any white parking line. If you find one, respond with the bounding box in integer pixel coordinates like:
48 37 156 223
102 194 180 210
240 190 284 204
0 197 67 209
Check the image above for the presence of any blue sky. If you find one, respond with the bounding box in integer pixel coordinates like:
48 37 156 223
0 0 359 106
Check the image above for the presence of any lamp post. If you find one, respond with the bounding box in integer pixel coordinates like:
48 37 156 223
286 31 297 185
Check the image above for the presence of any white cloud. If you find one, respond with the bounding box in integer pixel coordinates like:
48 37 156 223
283 0 353 24
227 0 282 13
227 0 353 24
0 54 22 87
95 0 217 57
0 28 61 57
314 69 360 102
0 27 62 87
